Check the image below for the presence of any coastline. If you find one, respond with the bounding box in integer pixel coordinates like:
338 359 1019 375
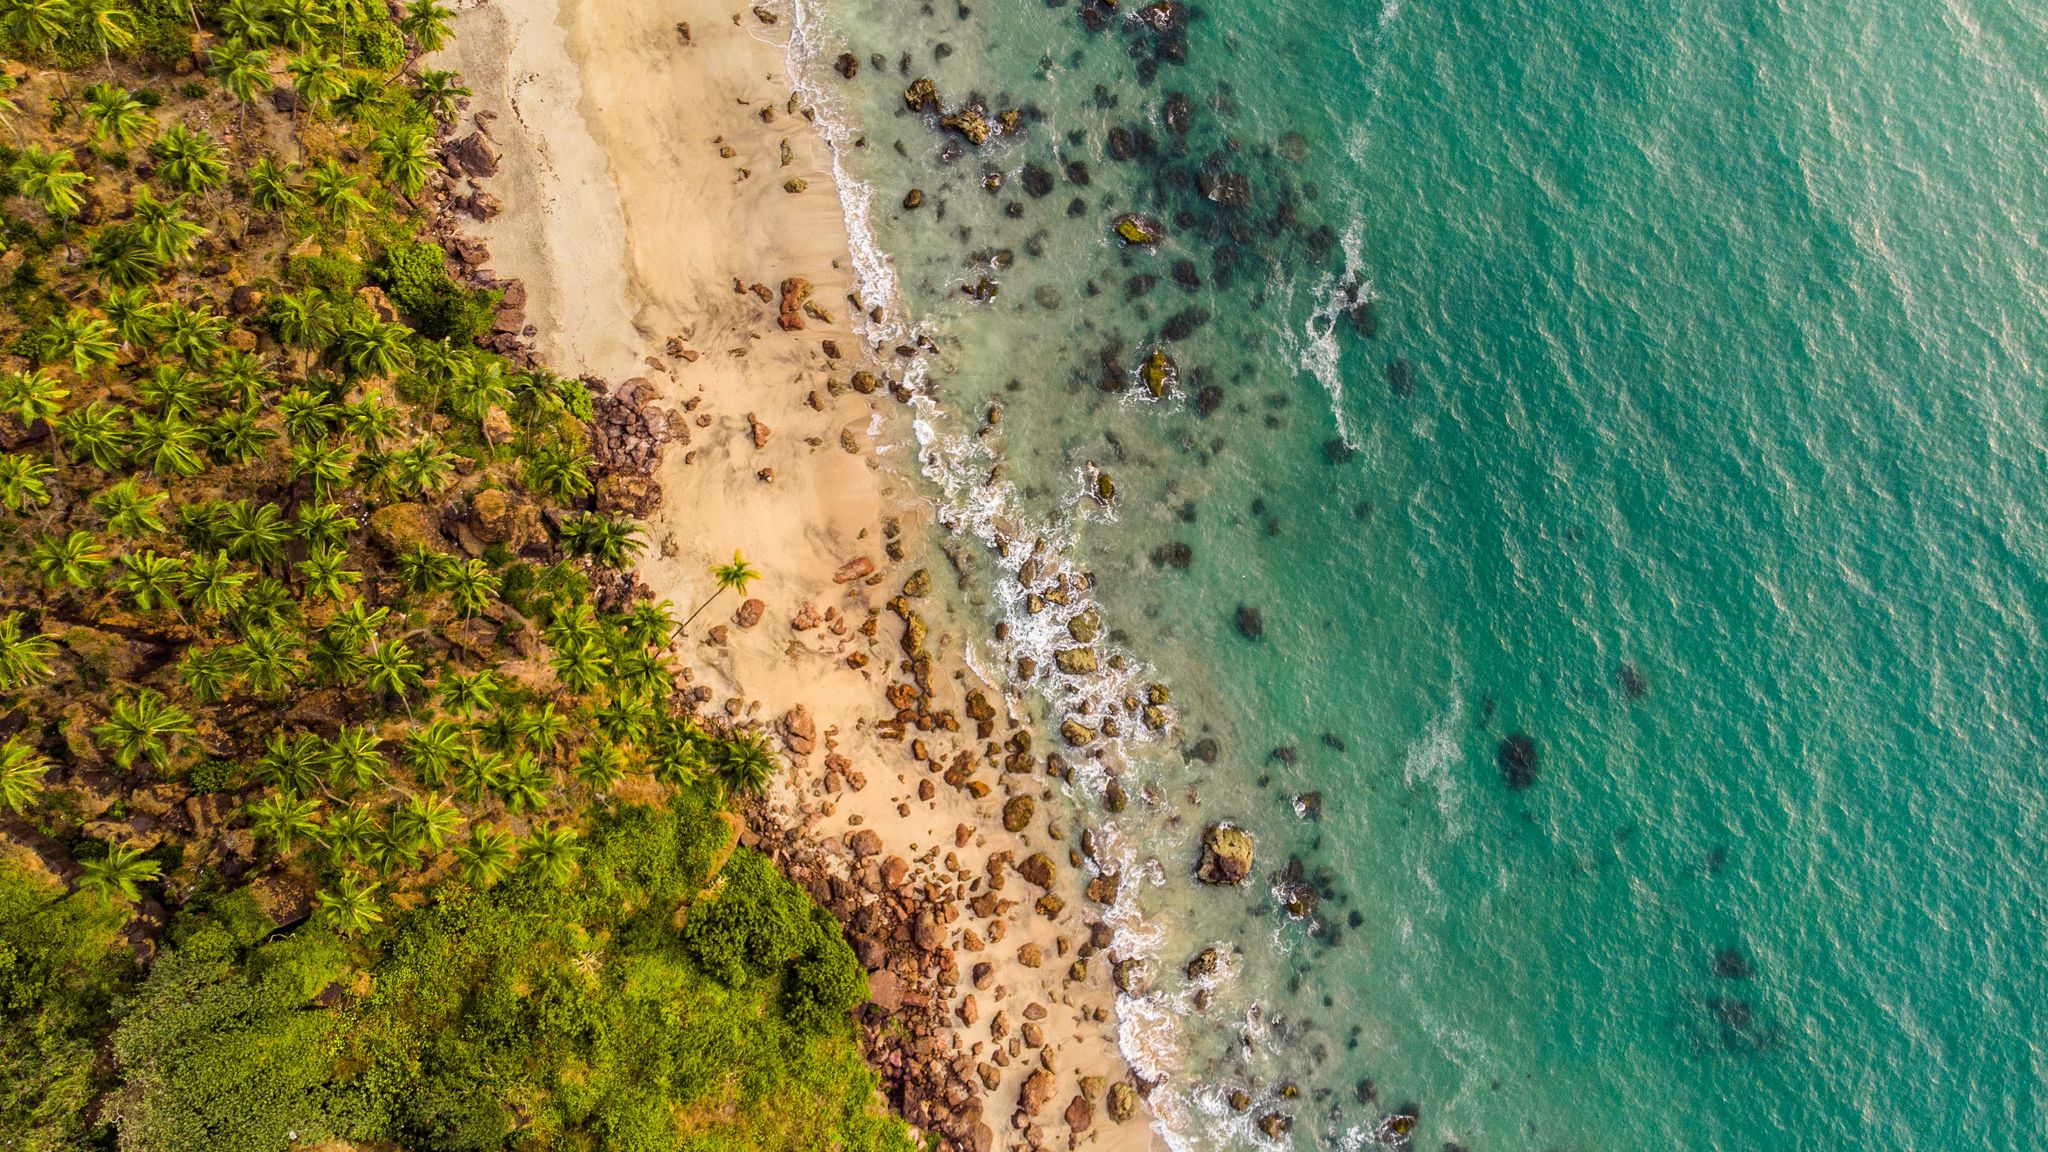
432 0 1156 1148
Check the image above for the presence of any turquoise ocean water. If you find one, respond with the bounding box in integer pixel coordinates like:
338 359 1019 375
790 0 2048 1146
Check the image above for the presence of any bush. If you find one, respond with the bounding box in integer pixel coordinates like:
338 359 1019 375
783 909 867 1034
285 253 368 294
681 849 820 987
347 20 407 73
378 242 495 343
187 759 236 793
0 862 132 1150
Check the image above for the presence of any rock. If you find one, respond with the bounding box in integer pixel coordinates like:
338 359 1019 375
1713 945 1756 980
1020 163 1055 197
1019 1069 1056 1116
881 855 909 887
1060 719 1096 746
904 77 939 112
847 828 883 857
48 622 151 682
367 502 446 555
1016 852 1056 889
834 51 858 78
482 404 515 445
446 131 501 178
1497 732 1538 789
1185 946 1221 979
595 473 662 517
1066 610 1101 643
1064 1096 1094 1134
956 993 979 1024
1112 214 1164 246
780 706 816 757
734 599 766 628
912 910 943 951
1387 357 1416 397
1234 604 1264 640
1107 1081 1138 1122
903 188 925 209
1164 92 1192 133
1196 823 1254 886
462 190 503 220
1085 872 1119 904
833 556 876 583
748 412 772 448
1054 648 1098 675
1140 348 1176 398
228 284 265 316
941 107 992 145
777 278 812 331
1257 1112 1291 1138
1002 795 1035 832
869 968 903 1011
1018 942 1043 967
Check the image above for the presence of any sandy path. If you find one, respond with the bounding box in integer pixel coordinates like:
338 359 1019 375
434 1 1158 1148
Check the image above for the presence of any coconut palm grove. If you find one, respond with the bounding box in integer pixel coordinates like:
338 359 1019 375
0 1 911 1148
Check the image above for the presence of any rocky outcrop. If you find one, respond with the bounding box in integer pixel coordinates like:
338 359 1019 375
1196 822 1255 885
588 376 678 516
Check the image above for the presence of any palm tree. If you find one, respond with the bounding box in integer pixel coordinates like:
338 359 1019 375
0 367 68 429
161 303 229 364
113 551 184 613
296 544 361 602
248 156 302 214
319 804 380 866
0 614 57 690
77 0 138 71
365 638 424 699
549 638 609 695
77 844 160 904
593 698 654 747
272 0 328 48
497 753 550 813
86 226 163 289
519 822 581 887
0 737 51 813
179 552 249 617
413 67 469 122
249 792 322 855
400 0 452 52
129 412 209 477
236 577 302 633
572 742 626 795
208 408 278 464
136 365 210 421
392 792 460 857
151 124 227 193
370 126 434 197
336 317 412 379
454 825 515 887
307 160 374 225
342 391 404 448
92 478 168 536
307 629 365 686
101 289 166 348
210 41 271 107
561 514 644 569
681 551 760 629
715 729 778 796
523 444 592 500
55 401 131 470
316 874 382 936
620 601 676 650
288 440 356 500
292 502 354 548
94 689 195 772
389 441 455 496
82 83 153 147
0 0 72 54
286 48 344 115
129 186 206 265
31 531 109 589
257 731 325 796
436 668 499 716
210 349 277 407
649 725 705 789
38 309 119 374
10 147 90 220
454 745 502 806
445 559 501 618
401 720 463 787
231 627 304 696
176 645 233 703
216 0 275 41
326 600 389 648
324 725 385 793
517 702 571 760
279 388 342 442
0 454 55 512
222 500 292 567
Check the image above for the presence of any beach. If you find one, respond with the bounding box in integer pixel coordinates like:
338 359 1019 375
433 0 1156 1147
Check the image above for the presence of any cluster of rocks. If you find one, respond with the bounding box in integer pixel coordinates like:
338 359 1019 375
586 376 680 518
740 795 1143 1152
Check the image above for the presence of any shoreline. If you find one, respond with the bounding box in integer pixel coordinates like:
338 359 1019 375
432 1 1157 1148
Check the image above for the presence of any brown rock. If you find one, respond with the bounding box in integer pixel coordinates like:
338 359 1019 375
734 599 766 628
779 705 817 756
847 828 883 857
1196 822 1255 885
1064 1096 1095 1134
1107 1081 1138 1122
367 501 446 556
748 412 772 448
1016 853 1056 889
868 968 903 1011
1002 795 1036 832
1019 1069 1055 1116
881 855 910 887
1085 872 1120 905
1017 942 1043 968
833 555 876 583
956 993 979 1024
446 131 500 177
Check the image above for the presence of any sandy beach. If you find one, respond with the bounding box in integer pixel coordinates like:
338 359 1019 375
433 0 1155 1147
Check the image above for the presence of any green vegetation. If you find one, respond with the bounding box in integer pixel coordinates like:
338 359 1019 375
0 1 906 1149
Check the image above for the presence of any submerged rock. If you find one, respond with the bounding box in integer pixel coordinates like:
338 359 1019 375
1112 213 1165 246
1140 347 1177 398
904 77 939 112
941 106 992 145
1234 605 1264 640
1196 822 1254 885
1497 732 1538 789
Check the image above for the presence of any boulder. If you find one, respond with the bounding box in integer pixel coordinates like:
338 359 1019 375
868 968 903 1011
904 77 939 112
367 501 446 555
1054 647 1098 675
1498 732 1539 789
734 598 765 628
1196 823 1254 885
847 828 883 857
1107 1081 1138 1122
1112 214 1164 246
941 107 991 145
779 705 816 757
833 556 875 583
1002 795 1035 832
1016 852 1056 889
1064 1095 1094 1134
1019 1069 1055 1116
446 131 501 178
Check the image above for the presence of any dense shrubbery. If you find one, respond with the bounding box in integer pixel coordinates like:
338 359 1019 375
380 240 497 343
102 802 906 1152
0 863 133 1149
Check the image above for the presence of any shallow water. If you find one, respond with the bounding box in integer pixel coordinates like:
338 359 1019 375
793 0 2048 1146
